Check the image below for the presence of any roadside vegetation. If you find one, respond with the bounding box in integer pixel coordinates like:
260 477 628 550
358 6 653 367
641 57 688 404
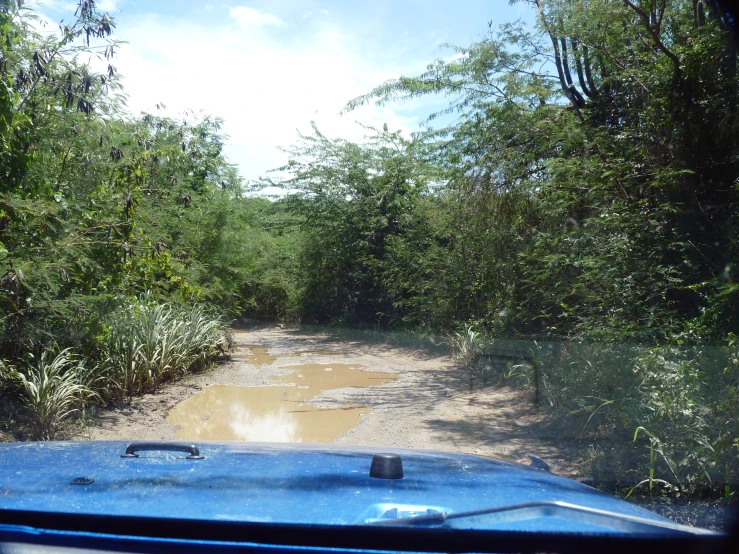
0 1 257 438
258 0 739 504
0 0 736 511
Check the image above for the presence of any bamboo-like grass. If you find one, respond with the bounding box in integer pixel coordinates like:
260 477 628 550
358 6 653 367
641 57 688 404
17 300 228 439
19 349 98 440
103 301 228 399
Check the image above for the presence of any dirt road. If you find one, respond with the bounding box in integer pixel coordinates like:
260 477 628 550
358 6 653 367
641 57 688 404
77 326 579 476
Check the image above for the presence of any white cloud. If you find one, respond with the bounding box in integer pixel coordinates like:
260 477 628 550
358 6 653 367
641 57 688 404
33 0 120 12
96 1 120 12
112 8 427 182
230 6 284 30
28 0 77 12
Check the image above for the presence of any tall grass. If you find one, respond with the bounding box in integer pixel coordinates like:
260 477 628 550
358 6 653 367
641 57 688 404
447 331 738 498
103 301 229 399
18 349 98 440
7 299 228 439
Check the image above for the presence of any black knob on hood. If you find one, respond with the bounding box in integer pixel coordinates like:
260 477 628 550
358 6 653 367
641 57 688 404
370 453 404 479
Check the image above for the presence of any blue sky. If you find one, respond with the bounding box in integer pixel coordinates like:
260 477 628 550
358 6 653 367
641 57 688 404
32 0 535 182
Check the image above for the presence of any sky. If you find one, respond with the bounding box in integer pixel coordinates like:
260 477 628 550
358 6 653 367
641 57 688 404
30 0 534 183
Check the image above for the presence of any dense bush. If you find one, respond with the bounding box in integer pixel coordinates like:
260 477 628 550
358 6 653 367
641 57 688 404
268 0 739 496
446 331 738 497
0 2 245 436
102 299 228 400
1 298 228 439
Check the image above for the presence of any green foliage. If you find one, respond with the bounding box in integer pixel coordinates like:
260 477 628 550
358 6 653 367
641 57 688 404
18 348 97 440
0 2 260 355
265 123 441 326
344 0 739 341
102 299 228 399
0 2 246 436
273 0 739 496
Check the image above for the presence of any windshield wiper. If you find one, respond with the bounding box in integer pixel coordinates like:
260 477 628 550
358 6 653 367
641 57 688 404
367 500 718 536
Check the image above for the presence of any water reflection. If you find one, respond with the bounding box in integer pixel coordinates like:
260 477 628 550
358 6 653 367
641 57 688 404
230 344 343 365
167 385 369 442
167 352 398 442
272 364 398 389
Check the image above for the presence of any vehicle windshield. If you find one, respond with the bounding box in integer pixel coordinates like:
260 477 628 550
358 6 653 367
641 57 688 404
0 0 736 539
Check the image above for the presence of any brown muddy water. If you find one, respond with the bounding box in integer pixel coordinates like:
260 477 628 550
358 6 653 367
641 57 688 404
271 364 398 389
166 348 398 442
229 344 343 365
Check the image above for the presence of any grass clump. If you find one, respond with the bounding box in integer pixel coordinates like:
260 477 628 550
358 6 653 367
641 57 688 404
1 298 228 440
103 300 228 399
18 349 98 440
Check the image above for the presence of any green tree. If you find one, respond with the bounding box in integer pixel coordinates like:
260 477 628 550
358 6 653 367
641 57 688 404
269 124 440 326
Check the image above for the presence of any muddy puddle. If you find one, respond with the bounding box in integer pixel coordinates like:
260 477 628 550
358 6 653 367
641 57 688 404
167 352 398 442
271 364 398 389
229 344 343 365
167 385 371 442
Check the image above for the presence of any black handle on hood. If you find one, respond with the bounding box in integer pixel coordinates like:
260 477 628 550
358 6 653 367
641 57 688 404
120 442 204 459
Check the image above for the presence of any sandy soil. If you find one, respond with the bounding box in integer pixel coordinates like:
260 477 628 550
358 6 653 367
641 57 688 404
75 326 580 476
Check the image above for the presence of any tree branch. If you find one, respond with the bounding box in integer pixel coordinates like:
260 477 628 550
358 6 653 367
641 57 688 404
533 0 585 110
560 37 575 88
571 40 594 98
621 0 682 91
583 46 599 96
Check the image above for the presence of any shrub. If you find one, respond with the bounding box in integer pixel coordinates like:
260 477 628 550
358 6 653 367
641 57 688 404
18 349 98 440
452 332 738 496
447 324 484 364
102 299 228 399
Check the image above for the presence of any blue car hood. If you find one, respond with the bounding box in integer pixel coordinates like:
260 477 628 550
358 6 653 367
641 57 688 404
0 441 682 534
